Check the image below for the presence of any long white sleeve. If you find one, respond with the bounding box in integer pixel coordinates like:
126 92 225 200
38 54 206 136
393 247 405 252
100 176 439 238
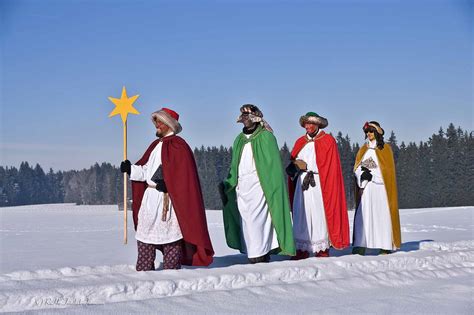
370 169 384 185
130 164 148 182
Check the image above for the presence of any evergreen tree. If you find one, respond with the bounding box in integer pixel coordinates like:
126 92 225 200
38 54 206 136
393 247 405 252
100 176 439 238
417 141 431 207
444 124 460 205
3 166 20 206
465 130 474 205
387 131 400 163
32 164 47 204
280 142 291 182
17 162 34 205
428 127 448 206
351 142 361 207
398 142 420 208
63 170 82 204
194 146 220 209
0 166 9 206
336 132 355 209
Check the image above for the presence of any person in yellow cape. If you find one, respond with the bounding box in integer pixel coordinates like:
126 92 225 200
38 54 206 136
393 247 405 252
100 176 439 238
352 121 401 255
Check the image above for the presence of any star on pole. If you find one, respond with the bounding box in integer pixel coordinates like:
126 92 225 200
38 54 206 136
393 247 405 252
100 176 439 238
108 86 140 245
108 86 140 123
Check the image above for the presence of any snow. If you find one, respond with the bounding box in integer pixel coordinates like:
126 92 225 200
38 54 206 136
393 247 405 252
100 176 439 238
0 205 472 313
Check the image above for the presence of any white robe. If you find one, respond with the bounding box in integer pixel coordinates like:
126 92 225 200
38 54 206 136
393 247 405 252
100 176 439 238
292 132 330 253
353 140 394 250
236 138 279 258
129 135 183 245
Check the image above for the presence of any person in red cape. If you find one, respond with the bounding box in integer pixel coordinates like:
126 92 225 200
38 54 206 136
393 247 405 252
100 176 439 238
120 108 214 271
286 112 350 259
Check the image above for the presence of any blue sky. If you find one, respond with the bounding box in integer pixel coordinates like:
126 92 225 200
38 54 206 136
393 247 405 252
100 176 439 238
1 0 472 170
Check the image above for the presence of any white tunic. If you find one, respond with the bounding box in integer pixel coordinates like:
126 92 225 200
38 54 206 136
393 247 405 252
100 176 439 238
292 132 330 253
236 137 279 258
130 135 183 245
353 140 394 250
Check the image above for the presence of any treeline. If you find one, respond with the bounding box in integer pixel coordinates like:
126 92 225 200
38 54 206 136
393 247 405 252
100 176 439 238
0 162 123 206
1 123 472 209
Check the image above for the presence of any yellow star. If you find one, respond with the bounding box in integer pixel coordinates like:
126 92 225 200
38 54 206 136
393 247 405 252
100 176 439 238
108 86 140 123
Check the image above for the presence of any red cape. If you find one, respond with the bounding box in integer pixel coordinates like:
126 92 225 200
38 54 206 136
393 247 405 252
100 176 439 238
131 135 214 266
288 131 350 249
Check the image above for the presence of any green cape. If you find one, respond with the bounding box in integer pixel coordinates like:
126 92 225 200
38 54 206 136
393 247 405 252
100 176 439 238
223 125 296 256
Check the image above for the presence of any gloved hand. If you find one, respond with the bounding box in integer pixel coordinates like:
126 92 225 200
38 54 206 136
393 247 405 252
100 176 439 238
285 162 298 177
302 171 316 191
293 159 308 172
286 159 308 178
155 179 168 193
120 160 131 175
218 182 228 206
360 166 372 182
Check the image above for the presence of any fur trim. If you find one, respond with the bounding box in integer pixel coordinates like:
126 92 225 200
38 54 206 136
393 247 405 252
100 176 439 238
363 121 384 135
237 104 263 123
236 104 273 133
151 109 182 134
237 113 262 123
299 113 328 129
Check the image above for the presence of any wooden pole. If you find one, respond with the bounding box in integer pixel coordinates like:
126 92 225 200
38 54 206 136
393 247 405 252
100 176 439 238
108 86 139 244
123 120 128 244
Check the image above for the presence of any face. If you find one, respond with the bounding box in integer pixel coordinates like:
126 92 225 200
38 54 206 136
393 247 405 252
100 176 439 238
153 119 171 137
366 130 375 141
304 123 318 135
240 113 256 129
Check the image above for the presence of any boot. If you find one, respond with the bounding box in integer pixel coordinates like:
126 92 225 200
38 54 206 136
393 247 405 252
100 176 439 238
352 247 366 256
291 250 310 260
315 249 330 258
248 253 270 264
263 253 270 263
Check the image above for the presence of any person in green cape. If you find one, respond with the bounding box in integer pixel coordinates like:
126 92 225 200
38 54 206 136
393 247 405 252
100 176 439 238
221 104 295 263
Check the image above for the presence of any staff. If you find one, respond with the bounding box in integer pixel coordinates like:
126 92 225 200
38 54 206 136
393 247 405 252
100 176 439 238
108 86 140 244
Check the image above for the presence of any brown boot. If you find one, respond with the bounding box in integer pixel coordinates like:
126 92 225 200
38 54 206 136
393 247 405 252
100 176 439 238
315 249 330 258
291 250 310 260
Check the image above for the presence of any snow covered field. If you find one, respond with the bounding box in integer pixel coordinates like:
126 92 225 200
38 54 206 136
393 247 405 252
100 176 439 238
0 204 472 314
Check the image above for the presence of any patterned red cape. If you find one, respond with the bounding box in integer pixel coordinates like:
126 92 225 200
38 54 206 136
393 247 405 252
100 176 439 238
288 131 350 249
131 135 214 266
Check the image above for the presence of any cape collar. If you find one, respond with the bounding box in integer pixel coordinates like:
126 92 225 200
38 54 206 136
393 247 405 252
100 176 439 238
240 125 265 143
368 139 377 149
157 133 177 143
306 130 325 142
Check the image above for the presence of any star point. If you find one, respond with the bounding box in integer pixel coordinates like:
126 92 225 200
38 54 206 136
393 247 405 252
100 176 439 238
108 86 140 123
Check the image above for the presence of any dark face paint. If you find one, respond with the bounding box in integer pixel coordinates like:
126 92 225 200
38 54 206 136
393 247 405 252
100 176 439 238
240 113 256 129
305 123 318 137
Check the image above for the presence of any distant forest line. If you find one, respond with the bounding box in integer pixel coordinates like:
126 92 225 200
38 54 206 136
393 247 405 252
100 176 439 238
1 123 472 209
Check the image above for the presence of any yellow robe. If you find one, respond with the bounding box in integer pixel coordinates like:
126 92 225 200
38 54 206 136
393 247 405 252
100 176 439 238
354 143 401 249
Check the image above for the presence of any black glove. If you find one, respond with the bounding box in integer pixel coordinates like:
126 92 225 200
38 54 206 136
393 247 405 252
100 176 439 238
285 162 298 178
151 166 167 192
360 166 372 182
120 160 131 175
286 160 308 178
218 182 228 206
155 179 168 193
302 171 316 191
